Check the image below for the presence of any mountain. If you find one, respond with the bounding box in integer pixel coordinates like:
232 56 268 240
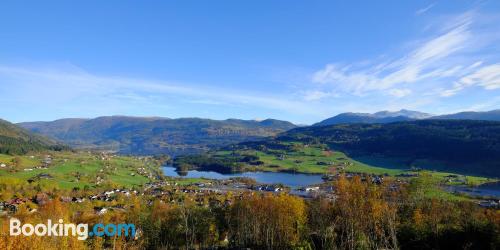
19 116 297 155
314 109 500 126
373 109 433 119
280 120 500 177
432 109 500 121
314 109 432 126
0 119 67 154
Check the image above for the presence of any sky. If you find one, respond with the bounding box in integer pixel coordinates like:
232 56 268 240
1 1 500 124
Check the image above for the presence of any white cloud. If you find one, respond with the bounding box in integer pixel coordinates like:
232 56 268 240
0 64 325 118
415 3 436 16
388 88 412 98
310 10 500 102
468 61 483 69
442 64 500 96
469 64 500 90
312 14 472 95
302 90 338 101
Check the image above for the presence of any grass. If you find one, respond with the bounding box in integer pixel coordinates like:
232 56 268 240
218 142 497 189
0 151 160 189
233 146 406 175
422 187 470 201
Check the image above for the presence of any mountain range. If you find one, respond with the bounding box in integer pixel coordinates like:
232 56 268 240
314 109 500 126
6 108 500 160
18 116 296 155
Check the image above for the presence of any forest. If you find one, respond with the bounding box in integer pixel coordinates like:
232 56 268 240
0 174 498 250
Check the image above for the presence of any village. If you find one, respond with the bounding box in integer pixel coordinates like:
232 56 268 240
1 151 499 218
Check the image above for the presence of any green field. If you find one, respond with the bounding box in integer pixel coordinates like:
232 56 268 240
213 142 495 187
0 151 161 189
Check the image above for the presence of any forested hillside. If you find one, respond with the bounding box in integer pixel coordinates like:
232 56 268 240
0 119 67 154
279 120 500 176
314 109 500 126
19 116 296 155
432 109 500 121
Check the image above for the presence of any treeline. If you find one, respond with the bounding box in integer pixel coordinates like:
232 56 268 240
0 119 69 155
127 178 500 249
1 176 499 249
0 135 67 155
173 154 257 173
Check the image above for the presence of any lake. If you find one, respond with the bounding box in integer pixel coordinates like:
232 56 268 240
445 182 500 198
162 166 324 188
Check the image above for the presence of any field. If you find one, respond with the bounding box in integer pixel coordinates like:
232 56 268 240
218 142 492 182
242 148 405 175
0 151 162 189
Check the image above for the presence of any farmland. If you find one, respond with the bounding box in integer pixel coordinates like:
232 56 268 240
0 151 163 190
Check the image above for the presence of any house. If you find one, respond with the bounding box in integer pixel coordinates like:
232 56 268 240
371 176 384 185
35 193 50 205
6 198 29 212
478 200 499 208
95 207 108 215
72 197 85 203
60 196 72 203
43 156 52 165
305 186 320 192
37 173 53 179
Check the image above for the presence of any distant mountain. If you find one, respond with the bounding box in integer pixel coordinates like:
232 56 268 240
19 116 297 155
314 109 500 126
314 109 432 126
280 120 500 177
432 109 500 121
373 109 433 119
0 119 67 154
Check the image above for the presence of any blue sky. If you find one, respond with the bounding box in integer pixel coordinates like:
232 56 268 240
1 1 499 124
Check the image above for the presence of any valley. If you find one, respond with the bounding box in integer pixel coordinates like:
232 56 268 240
18 116 296 155
1 112 499 249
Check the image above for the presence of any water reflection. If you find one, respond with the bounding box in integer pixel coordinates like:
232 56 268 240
162 166 324 188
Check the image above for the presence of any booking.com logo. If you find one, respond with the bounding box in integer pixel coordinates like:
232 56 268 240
9 218 136 240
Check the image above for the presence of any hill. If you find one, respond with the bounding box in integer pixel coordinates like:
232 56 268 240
173 119 500 180
279 120 500 177
432 109 500 121
19 116 297 156
0 119 67 154
314 109 500 126
314 109 432 126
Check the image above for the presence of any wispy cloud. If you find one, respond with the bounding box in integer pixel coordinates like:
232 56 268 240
388 88 412 98
0 64 326 122
312 12 473 94
442 63 500 96
415 3 436 16
302 90 338 101
1 8 499 124
308 10 500 107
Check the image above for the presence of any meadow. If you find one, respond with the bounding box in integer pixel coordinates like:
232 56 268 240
0 151 162 190
213 142 495 185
